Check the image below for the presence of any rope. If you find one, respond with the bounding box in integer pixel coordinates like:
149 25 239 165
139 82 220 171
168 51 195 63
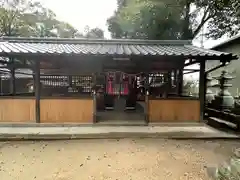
104 70 143 77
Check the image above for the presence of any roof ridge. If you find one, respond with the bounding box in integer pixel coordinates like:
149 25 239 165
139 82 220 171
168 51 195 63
0 36 192 45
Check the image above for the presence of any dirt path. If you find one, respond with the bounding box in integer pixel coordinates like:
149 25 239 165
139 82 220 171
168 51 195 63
0 139 239 180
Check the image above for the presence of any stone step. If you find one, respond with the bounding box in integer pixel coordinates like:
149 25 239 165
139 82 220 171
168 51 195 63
0 125 239 140
209 117 236 128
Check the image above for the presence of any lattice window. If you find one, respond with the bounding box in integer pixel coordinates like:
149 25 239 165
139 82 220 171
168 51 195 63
149 73 165 87
71 75 93 93
41 75 69 87
39 75 93 96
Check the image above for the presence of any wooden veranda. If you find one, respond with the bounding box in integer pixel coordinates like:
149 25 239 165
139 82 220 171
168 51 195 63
0 37 237 124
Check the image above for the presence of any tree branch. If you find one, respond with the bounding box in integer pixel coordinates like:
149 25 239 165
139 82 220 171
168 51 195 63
193 7 213 37
7 11 19 36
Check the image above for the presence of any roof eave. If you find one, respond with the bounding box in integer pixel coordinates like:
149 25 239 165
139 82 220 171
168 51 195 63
0 51 236 61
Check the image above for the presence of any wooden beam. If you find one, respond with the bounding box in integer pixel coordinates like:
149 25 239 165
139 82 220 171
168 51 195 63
205 63 226 74
183 69 200 75
184 59 200 67
183 68 200 71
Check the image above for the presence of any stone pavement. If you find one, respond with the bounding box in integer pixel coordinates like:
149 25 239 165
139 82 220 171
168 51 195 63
0 124 239 140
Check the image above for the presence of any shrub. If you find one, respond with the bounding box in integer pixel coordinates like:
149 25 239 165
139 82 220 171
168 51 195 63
207 149 240 180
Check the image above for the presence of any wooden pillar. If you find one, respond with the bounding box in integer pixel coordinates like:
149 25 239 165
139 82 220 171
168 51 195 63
0 76 1 94
10 58 16 95
92 73 97 123
34 60 41 123
203 73 207 109
68 75 73 87
173 69 177 94
174 70 177 84
177 69 183 96
167 70 172 96
199 60 205 121
144 73 149 124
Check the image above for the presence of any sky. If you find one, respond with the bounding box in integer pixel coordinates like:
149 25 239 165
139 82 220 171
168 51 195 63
37 0 226 48
38 0 117 39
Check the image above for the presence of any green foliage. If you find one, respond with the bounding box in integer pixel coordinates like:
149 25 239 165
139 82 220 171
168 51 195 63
183 78 199 96
0 0 86 38
107 0 240 40
195 0 240 39
208 149 240 180
85 27 104 39
108 0 184 39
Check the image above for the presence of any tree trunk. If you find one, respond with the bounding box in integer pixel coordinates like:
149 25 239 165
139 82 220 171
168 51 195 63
182 0 193 39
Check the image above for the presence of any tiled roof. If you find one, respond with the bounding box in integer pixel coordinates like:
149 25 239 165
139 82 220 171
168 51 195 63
0 37 237 59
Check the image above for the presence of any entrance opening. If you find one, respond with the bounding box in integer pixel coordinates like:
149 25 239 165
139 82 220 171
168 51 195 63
95 71 146 124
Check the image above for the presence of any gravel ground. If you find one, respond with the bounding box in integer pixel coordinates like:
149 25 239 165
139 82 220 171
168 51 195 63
0 139 239 180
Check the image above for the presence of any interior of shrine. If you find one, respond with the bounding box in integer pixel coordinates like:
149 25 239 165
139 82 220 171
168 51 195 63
0 55 188 123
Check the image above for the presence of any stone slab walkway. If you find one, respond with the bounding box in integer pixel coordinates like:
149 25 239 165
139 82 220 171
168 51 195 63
0 125 239 140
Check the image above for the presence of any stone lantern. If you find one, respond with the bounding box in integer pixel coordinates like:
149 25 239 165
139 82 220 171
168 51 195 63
205 76 215 105
210 70 235 111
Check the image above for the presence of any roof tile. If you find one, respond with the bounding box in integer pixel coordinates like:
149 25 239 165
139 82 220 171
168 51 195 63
0 38 236 59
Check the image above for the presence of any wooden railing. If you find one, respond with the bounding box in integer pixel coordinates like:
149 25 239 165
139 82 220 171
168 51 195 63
40 98 93 123
148 98 200 122
0 97 94 123
0 98 35 122
205 107 240 130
